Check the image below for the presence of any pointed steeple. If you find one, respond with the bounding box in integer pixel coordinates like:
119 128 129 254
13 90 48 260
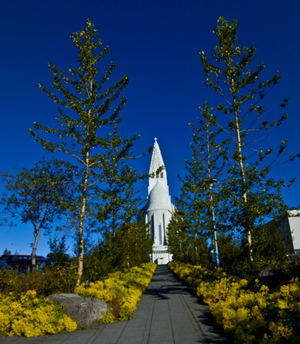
145 138 174 264
149 138 164 175
148 138 169 196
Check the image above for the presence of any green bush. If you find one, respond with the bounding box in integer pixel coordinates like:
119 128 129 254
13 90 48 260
169 261 300 344
47 235 72 268
76 263 156 321
0 267 78 298
271 259 300 290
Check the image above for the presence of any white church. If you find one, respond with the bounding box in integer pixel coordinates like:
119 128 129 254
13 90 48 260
145 138 174 265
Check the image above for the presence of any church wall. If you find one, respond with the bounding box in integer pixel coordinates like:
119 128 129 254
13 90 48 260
146 208 173 264
146 209 172 246
288 217 300 252
267 213 300 254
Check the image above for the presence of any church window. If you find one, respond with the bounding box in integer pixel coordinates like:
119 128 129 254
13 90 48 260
151 215 155 239
161 172 163 178
156 171 159 178
163 213 166 245
159 224 163 245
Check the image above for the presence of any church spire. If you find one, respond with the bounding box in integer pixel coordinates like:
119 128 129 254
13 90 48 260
145 138 174 264
149 138 164 175
148 138 169 195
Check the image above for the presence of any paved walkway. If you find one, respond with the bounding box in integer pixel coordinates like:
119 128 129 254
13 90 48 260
1 265 232 344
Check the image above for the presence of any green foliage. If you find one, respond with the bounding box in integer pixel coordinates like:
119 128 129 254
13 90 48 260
102 312 115 324
167 102 227 266
272 259 300 289
184 102 227 236
0 158 74 270
170 261 300 344
47 235 71 267
0 158 73 228
95 126 152 272
167 208 209 266
199 17 297 274
205 221 290 277
0 266 78 298
217 232 245 273
29 19 143 283
82 240 108 281
2 248 11 255
252 218 291 273
103 222 152 271
83 220 152 282
167 207 189 261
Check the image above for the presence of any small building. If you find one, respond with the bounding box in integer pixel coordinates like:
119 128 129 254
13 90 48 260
145 139 174 264
280 210 300 254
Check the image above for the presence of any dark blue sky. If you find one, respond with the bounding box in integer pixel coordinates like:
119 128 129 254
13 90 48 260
1 0 300 256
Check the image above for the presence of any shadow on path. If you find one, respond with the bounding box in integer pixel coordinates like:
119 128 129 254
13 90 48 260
0 265 233 344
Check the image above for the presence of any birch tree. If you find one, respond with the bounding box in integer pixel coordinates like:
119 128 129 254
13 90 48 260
200 17 297 274
0 159 73 270
30 20 132 284
168 102 227 265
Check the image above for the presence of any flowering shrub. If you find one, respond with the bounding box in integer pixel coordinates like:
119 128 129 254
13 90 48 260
169 261 300 344
0 290 77 337
75 262 156 321
0 263 155 336
102 312 115 324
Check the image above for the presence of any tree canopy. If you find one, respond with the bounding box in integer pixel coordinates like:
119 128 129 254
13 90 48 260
199 17 297 273
29 20 146 283
168 17 297 274
0 158 74 270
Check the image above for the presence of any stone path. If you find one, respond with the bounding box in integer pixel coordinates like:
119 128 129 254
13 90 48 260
0 265 232 344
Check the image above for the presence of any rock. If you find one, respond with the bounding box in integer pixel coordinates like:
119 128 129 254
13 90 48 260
246 268 274 290
47 293 109 328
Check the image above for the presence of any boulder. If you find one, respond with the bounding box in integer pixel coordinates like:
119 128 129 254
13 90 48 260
246 268 274 290
47 293 109 328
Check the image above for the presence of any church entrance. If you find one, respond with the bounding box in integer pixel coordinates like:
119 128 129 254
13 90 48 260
157 258 165 265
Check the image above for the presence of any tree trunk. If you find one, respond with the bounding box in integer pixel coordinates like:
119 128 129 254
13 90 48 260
234 109 257 275
127 226 130 269
31 222 43 272
76 151 89 287
194 233 199 265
